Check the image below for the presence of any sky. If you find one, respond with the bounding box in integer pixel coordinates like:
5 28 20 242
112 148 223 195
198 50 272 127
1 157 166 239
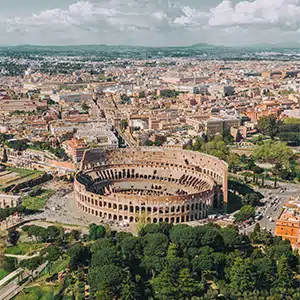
1 0 300 46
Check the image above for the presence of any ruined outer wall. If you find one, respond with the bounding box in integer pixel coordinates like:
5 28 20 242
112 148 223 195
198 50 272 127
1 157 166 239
74 147 228 224
80 147 228 203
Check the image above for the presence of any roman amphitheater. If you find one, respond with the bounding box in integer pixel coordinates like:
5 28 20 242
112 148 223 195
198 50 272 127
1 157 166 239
74 147 228 224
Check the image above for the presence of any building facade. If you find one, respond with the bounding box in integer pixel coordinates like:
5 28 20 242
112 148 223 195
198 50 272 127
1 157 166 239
275 197 300 249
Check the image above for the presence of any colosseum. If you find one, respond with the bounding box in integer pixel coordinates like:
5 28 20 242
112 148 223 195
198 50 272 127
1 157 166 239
74 147 228 224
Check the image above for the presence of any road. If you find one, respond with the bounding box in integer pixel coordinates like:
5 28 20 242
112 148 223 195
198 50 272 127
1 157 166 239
241 182 300 234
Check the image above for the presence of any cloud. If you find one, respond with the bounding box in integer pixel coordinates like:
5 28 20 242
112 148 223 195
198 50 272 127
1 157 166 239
209 0 300 29
2 0 300 46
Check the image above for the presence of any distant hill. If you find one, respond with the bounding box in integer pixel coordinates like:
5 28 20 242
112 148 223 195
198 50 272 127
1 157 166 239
1 42 299 51
245 42 300 49
0 43 226 51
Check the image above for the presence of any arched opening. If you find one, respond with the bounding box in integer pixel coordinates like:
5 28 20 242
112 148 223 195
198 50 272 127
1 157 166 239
153 218 157 223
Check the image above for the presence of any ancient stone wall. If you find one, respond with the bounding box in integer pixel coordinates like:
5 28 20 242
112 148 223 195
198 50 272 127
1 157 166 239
75 147 228 224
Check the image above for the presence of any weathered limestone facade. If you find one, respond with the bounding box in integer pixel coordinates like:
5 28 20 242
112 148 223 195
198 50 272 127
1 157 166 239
0 194 21 208
74 147 228 224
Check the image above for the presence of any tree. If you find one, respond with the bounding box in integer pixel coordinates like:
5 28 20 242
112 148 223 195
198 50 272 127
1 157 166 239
177 268 203 299
81 102 90 112
141 255 166 278
69 229 81 241
223 128 234 145
201 227 224 249
201 135 229 161
257 115 279 138
3 256 17 273
88 264 124 299
276 256 294 289
7 229 20 246
234 205 255 222
253 140 294 169
229 258 256 293
41 245 62 262
91 247 119 267
151 266 177 300
88 224 106 240
121 120 128 130
20 256 44 271
143 233 169 257
242 193 259 207
120 271 139 300
67 243 90 270
144 140 153 146
192 247 214 275
253 257 276 289
227 153 241 172
120 236 142 261
170 225 202 250
47 226 61 241
222 226 245 249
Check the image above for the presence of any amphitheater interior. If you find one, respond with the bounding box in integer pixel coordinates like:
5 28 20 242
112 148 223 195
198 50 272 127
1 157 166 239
74 147 228 224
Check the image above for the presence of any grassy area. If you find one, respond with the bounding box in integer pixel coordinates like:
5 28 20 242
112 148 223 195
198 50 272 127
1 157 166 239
5 242 46 255
0 166 45 191
49 257 70 275
22 189 56 210
14 285 61 300
6 167 44 178
0 268 8 280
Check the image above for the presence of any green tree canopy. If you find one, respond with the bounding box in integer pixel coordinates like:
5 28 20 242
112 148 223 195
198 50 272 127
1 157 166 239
234 205 255 222
253 140 294 169
257 115 279 138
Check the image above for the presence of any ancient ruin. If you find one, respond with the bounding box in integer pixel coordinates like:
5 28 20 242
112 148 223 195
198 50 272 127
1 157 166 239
74 147 228 224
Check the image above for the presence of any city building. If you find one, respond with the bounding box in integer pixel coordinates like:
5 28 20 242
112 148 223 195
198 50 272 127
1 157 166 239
275 197 300 249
